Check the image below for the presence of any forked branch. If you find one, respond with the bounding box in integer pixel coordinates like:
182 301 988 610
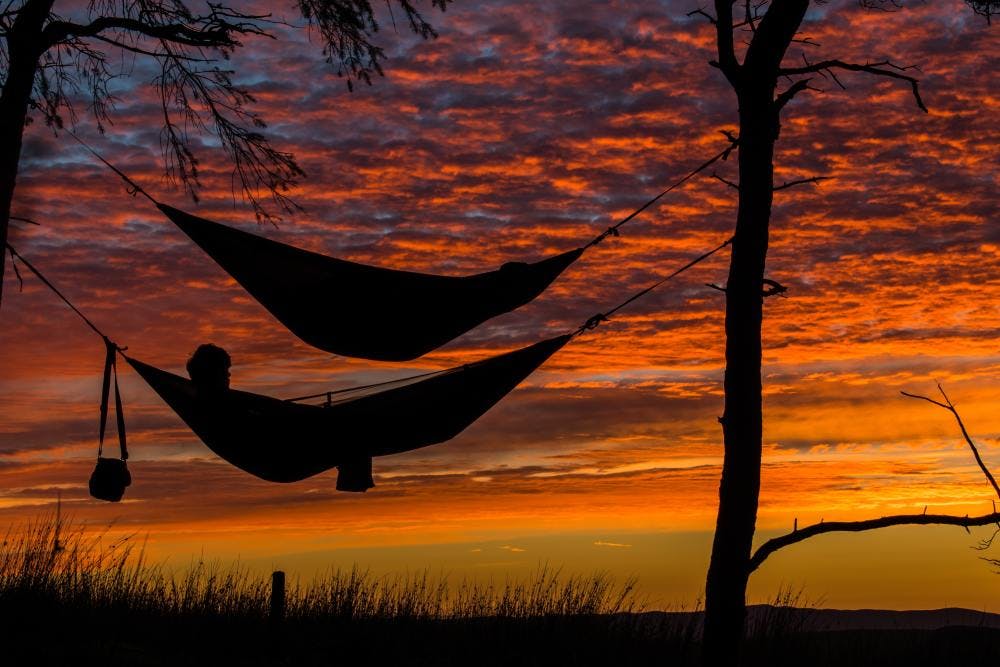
901 384 1000 501
711 0 740 84
778 59 927 112
774 77 817 111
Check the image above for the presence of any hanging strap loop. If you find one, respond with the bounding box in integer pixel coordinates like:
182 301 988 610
113 356 128 461
98 338 128 461
589 227 621 248
5 244 130 462
98 339 114 455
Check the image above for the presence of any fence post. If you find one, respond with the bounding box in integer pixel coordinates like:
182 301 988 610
270 570 286 624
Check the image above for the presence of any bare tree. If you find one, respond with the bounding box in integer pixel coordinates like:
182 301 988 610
0 0 449 306
967 0 999 23
686 1 997 664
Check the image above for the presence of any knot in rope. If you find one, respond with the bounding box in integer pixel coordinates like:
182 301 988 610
582 312 608 331
103 335 127 354
590 227 620 247
67 130 157 205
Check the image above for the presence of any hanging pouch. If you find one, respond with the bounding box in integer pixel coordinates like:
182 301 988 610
89 339 131 502
89 458 131 502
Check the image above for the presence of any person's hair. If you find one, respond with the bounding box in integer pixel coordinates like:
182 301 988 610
186 344 231 384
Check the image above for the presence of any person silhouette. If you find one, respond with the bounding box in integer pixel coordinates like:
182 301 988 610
186 343 231 395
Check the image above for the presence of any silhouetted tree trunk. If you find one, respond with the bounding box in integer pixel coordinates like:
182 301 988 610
703 92 774 665
0 0 54 307
695 1 990 664
701 1 819 663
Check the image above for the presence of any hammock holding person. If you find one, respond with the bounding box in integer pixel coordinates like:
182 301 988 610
5 140 736 501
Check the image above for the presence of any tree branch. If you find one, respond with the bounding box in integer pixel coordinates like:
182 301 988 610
687 7 718 25
749 511 1000 573
965 0 998 24
773 175 831 191
743 0 809 75
711 171 740 190
778 59 927 112
42 15 246 51
902 385 1000 502
712 0 740 84
88 33 216 62
761 277 787 297
774 77 815 111
750 383 1000 573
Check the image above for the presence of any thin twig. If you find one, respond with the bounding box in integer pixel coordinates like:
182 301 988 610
711 171 740 190
749 383 1000 572
773 176 832 191
687 7 718 25
901 385 1000 502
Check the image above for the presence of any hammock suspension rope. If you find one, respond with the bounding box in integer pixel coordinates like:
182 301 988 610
5 230 731 404
6 131 738 490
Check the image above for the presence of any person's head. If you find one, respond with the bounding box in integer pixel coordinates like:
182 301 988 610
186 344 231 393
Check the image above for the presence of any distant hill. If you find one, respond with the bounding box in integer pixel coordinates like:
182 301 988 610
642 605 1000 634
773 606 1000 631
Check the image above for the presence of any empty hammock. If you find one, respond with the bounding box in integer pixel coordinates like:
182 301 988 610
160 204 580 361
83 138 735 361
124 335 570 483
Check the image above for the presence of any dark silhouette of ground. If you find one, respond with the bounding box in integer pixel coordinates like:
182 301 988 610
3 597 1000 667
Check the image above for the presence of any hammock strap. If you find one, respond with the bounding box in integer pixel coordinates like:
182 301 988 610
68 131 158 205
585 134 739 249
576 235 734 335
4 244 128 459
69 128 736 254
98 339 129 461
7 235 730 403
6 243 121 346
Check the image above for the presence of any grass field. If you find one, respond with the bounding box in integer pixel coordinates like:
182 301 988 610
2 513 998 666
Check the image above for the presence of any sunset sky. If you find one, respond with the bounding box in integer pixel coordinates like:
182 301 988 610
1 0 998 611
